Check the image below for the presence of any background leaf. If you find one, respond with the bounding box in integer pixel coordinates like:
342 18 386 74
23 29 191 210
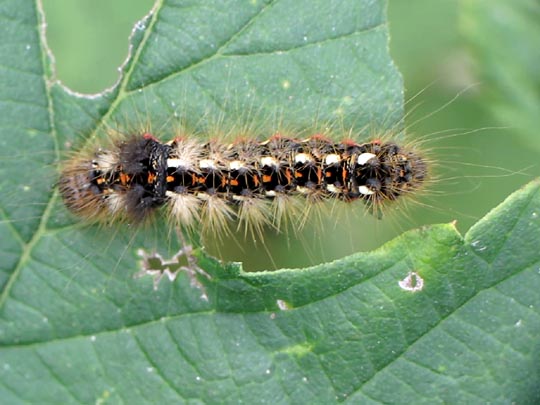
460 0 540 151
1 0 539 403
388 0 540 238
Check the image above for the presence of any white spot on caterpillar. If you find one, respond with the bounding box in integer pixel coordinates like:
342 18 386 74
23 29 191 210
167 158 190 169
229 160 244 170
169 138 200 171
260 156 278 167
295 153 312 164
199 159 216 169
358 185 375 195
357 152 376 166
398 272 424 292
325 153 340 165
327 184 340 194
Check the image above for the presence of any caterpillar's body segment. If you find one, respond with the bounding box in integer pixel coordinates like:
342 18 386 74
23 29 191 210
59 133 427 236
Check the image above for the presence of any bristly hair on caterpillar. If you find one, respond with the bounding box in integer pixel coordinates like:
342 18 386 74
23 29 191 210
57 129 428 246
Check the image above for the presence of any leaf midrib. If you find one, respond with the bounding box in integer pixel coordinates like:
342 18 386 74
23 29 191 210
0 0 60 311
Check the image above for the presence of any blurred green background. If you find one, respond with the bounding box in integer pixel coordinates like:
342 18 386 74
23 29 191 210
41 0 540 270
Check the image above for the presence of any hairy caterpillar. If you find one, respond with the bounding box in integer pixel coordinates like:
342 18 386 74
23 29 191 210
58 131 428 242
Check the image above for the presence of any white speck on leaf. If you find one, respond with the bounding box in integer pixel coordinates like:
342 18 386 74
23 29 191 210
470 240 487 252
399 272 424 292
146 367 154 373
276 299 290 310
90 335 96 342
515 319 522 327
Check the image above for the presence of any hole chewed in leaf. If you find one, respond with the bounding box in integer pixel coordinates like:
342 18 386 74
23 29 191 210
135 245 211 300
398 271 424 292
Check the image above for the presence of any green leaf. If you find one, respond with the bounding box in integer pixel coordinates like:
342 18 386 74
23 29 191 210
460 0 540 150
1 0 539 403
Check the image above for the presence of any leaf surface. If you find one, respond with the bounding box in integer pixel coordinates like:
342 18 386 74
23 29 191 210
1 0 539 403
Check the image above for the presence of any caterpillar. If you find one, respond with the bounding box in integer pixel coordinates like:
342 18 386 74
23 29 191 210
58 131 428 241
